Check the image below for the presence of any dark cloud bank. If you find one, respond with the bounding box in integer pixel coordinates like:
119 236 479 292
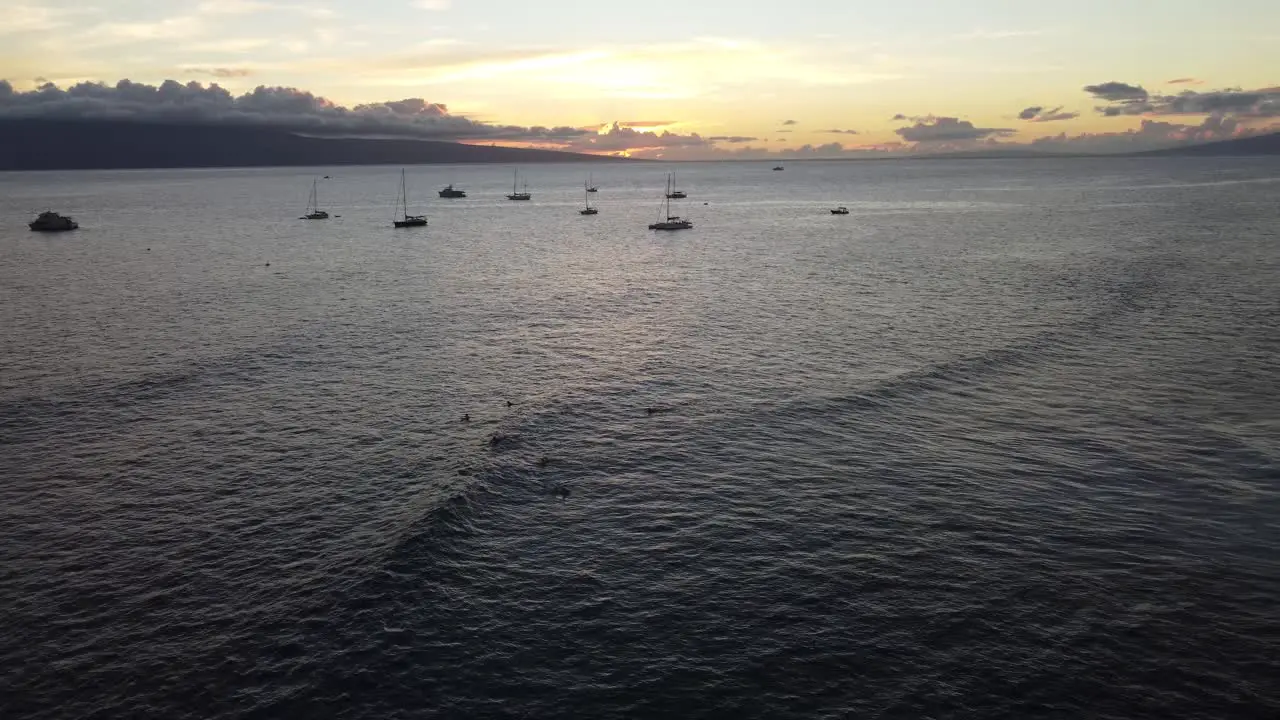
1085 80 1280 118
0 79 756 158
0 78 586 143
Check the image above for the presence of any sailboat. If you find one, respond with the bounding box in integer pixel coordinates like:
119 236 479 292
580 179 598 215
649 174 692 231
392 169 428 228
586 172 598 193
301 177 329 219
665 172 687 199
507 169 531 200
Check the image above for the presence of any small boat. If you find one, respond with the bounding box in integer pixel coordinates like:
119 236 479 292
831 206 849 215
507 169 531 201
29 210 78 232
392 169 428 228
301 177 329 220
649 174 693 231
773 166 784 171
580 180 598 215
438 184 467 198
586 172 598 193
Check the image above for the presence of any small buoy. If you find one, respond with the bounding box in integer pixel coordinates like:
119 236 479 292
265 262 270 267
461 413 470 422
506 400 514 408
537 456 550 467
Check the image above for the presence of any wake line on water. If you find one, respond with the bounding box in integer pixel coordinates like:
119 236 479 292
1099 176 1280 191
748 263 1165 424
0 334 326 438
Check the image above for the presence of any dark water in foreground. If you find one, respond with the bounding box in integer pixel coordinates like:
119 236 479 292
1 158 1278 719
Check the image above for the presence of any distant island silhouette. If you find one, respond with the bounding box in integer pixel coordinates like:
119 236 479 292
1134 131 1280 157
0 119 625 171
0 119 1274 171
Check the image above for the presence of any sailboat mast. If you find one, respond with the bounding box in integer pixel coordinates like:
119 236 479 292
401 169 408 219
513 168 518 194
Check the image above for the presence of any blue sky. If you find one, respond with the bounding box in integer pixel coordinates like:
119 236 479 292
2 0 1277 156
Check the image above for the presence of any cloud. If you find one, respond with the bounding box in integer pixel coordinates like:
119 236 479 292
708 135 757 143
894 116 1015 143
183 67 254 78
1084 81 1149 102
197 0 269 14
614 120 676 128
189 37 275 53
781 119 798 125
0 4 65 35
413 0 453 9
87 16 206 46
780 142 845 156
1018 105 1079 122
822 128 860 134
1028 116 1278 153
1167 78 1202 85
1085 81 1156 116
549 121 712 155
1088 82 1280 118
196 1 337 18
0 78 588 143
1154 87 1280 117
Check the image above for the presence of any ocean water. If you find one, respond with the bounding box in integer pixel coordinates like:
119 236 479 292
1 158 1278 719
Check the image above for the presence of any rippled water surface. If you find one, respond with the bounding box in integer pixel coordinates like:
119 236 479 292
2 158 1279 719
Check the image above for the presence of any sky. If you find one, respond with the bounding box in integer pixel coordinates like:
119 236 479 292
1 0 1278 158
